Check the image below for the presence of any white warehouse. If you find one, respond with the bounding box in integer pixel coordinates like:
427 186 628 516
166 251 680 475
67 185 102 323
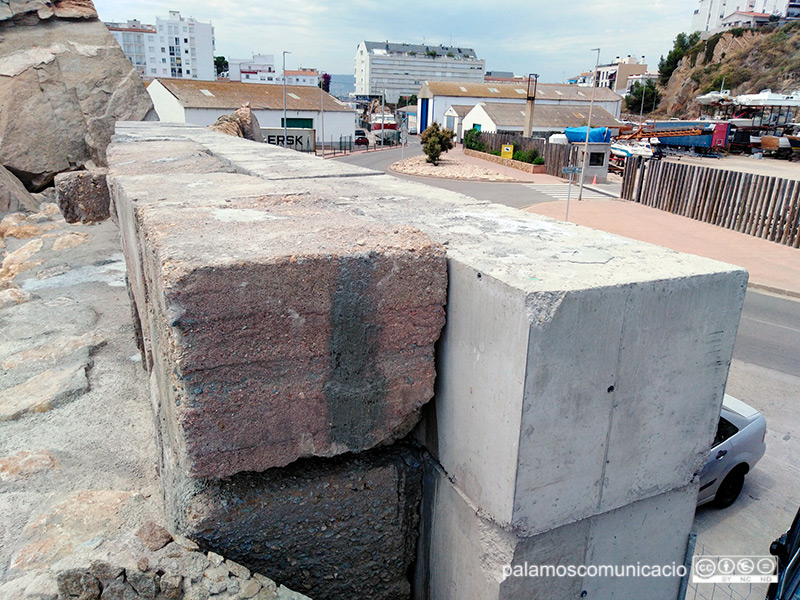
147 79 356 146
355 41 485 103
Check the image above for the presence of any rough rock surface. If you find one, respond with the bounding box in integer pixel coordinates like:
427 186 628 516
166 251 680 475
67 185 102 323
111 169 447 479
0 1 155 191
8 546 311 600
179 445 423 600
55 169 111 223
209 104 264 142
0 165 39 213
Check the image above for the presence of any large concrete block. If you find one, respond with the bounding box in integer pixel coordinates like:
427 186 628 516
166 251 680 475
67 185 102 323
417 462 696 600
171 443 424 600
428 262 745 536
109 171 447 479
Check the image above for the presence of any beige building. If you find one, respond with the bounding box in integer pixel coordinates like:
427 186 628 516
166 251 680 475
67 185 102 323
596 56 647 94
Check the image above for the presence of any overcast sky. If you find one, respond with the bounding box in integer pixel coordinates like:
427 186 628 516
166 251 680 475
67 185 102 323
93 0 698 82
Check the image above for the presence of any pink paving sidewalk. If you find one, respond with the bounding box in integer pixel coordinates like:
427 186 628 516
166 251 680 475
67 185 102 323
525 198 800 298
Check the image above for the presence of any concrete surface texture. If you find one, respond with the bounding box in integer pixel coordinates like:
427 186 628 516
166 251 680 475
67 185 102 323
527 197 800 298
109 121 748 599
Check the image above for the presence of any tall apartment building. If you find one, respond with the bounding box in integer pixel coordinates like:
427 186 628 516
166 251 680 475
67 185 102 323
355 41 485 103
228 55 320 86
106 11 215 81
690 0 797 32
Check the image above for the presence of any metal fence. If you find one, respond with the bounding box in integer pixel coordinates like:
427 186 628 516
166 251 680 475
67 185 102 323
622 157 800 248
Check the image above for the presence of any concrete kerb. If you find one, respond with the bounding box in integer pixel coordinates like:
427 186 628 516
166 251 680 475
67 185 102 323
110 122 749 600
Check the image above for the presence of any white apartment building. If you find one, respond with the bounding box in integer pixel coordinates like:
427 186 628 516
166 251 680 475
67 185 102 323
355 41 485 103
228 55 320 86
106 11 215 81
690 0 797 32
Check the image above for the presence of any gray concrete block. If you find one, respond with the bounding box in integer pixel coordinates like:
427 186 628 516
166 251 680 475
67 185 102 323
171 444 424 600
417 461 696 600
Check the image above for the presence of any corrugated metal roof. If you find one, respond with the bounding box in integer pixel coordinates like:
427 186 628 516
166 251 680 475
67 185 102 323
423 81 622 103
150 79 352 112
476 102 621 129
363 41 478 59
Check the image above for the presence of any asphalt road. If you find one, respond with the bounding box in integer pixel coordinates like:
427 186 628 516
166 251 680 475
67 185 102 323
734 291 800 378
335 140 558 208
338 143 800 593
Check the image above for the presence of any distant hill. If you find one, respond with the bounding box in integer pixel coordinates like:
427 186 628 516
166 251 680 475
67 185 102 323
329 74 355 100
659 22 800 118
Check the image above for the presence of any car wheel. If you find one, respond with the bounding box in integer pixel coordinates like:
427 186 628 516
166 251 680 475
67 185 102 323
713 467 746 509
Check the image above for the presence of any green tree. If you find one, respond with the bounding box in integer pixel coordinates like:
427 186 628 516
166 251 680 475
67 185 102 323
658 31 701 85
214 56 228 77
321 73 331 92
625 80 661 113
420 122 454 165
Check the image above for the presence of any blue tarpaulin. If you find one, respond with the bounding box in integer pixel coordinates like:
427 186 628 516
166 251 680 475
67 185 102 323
564 126 611 143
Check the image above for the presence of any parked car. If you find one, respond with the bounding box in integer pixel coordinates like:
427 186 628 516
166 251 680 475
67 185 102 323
355 136 369 147
697 394 766 508
355 129 367 138
767 505 800 600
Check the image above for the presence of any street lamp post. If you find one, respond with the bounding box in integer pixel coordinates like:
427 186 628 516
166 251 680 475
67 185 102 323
639 55 646 125
578 48 601 202
282 50 291 148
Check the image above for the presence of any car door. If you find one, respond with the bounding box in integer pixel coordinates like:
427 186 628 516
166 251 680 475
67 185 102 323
698 416 738 504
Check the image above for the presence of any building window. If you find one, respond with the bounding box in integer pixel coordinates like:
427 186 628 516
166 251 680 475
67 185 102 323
162 58 166 63
589 152 605 166
186 70 190 74
150 68 157 74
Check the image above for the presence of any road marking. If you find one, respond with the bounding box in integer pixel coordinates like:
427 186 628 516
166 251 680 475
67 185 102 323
521 184 617 200
741 316 800 333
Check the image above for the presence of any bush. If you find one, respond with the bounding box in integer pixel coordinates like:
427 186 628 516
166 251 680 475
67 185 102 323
490 149 501 156
463 127 485 152
420 122 455 165
512 149 539 163
533 156 544 165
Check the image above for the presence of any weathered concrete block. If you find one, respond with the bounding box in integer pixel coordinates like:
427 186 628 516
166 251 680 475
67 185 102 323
109 170 447 479
54 169 110 223
173 444 423 600
416 461 696 600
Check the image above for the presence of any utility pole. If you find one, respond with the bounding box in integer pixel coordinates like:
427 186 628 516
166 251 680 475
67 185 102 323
639 55 646 125
282 50 291 148
523 73 539 138
320 79 325 157
578 48 601 202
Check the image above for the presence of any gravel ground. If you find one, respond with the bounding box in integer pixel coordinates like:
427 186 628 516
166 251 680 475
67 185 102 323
390 154 517 182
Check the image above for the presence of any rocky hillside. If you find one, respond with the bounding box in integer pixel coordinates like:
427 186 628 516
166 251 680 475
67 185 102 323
659 22 800 118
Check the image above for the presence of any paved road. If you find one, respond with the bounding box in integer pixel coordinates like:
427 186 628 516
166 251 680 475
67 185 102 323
734 291 800 378
334 142 558 208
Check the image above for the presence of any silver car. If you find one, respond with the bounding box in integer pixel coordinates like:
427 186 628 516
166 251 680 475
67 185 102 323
697 394 767 508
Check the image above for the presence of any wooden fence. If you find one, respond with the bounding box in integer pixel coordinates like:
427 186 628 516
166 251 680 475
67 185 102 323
621 158 800 248
477 132 580 179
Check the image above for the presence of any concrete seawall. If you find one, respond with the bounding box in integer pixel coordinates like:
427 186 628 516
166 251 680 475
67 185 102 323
108 122 748 600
